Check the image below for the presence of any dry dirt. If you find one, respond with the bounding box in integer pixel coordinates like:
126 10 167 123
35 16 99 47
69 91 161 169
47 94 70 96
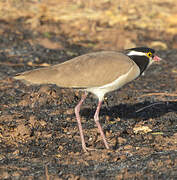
0 0 177 179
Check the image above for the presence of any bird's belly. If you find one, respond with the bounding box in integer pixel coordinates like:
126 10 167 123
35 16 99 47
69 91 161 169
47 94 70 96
87 65 140 101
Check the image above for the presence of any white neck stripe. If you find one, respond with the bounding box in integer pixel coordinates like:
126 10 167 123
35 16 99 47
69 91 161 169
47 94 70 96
127 51 146 56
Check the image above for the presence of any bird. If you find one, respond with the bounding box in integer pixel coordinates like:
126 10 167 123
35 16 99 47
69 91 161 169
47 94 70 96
14 47 161 152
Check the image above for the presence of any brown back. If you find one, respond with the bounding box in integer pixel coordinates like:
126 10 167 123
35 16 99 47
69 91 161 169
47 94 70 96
14 51 135 88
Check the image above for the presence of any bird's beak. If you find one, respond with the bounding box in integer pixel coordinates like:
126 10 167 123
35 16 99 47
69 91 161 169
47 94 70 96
153 55 162 62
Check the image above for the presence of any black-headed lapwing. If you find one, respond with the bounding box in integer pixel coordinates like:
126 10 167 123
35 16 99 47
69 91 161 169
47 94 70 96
14 47 161 152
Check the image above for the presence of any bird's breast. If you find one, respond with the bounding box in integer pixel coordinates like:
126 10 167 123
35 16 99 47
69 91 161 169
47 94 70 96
87 63 140 100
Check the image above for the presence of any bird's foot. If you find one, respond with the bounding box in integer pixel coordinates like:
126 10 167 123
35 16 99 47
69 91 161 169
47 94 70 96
82 146 97 153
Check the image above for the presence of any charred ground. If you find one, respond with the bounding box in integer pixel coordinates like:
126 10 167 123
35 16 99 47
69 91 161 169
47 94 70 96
0 1 177 179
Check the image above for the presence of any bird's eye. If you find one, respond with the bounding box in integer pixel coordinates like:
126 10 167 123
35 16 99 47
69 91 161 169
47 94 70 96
147 52 152 58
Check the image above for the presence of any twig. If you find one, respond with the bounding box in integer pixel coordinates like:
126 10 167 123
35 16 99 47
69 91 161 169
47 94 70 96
136 102 166 113
140 92 177 97
0 62 24 66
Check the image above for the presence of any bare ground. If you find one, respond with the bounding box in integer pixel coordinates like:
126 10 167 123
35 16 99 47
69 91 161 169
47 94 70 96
0 0 177 179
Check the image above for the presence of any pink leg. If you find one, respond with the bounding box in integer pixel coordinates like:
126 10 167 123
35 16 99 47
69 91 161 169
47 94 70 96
75 93 88 152
94 101 109 149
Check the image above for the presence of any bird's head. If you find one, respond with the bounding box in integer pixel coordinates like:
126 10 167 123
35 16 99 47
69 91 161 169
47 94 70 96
125 47 161 74
126 47 161 63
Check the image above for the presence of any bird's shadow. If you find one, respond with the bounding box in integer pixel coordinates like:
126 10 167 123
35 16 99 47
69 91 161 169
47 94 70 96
80 101 177 121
